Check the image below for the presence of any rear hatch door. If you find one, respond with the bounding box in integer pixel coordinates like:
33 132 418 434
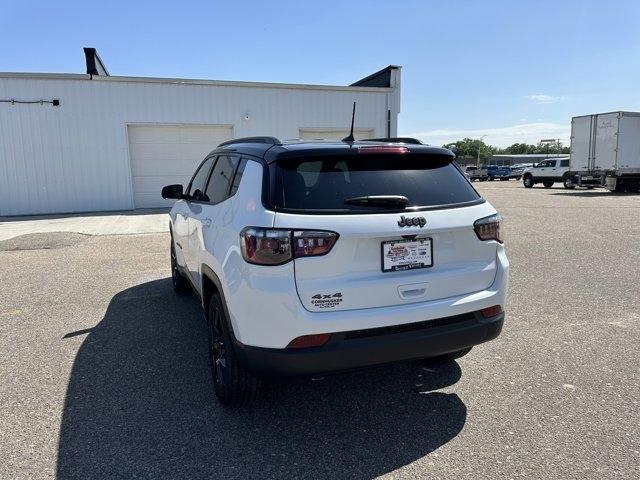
271 148 500 313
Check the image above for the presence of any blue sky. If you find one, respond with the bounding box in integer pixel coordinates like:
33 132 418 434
2 0 640 146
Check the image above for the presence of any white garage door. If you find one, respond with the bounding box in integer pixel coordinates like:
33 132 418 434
299 128 375 141
128 124 233 208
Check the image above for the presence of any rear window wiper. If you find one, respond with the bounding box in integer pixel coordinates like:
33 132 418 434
344 195 409 208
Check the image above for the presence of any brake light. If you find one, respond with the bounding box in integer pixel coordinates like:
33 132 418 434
357 146 409 154
474 214 503 243
293 230 338 257
240 228 338 265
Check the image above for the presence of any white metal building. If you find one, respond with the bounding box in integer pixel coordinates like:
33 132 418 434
0 50 401 215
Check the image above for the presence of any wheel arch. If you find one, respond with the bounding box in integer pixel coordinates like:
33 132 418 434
201 264 238 341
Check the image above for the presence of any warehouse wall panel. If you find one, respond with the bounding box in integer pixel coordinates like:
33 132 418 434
0 74 397 215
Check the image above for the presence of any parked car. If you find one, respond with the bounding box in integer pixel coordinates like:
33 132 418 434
522 158 572 188
509 164 527 180
486 164 511 181
162 137 509 405
465 165 488 181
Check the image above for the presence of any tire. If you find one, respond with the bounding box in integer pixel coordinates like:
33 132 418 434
586 186 595 190
207 293 260 406
171 240 190 294
543 181 554 188
563 176 576 189
488 177 494 181
523 175 534 188
499 177 508 181
516 176 521 181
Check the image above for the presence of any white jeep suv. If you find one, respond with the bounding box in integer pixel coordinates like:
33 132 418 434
162 137 509 405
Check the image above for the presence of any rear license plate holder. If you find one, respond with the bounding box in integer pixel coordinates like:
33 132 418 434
381 238 433 272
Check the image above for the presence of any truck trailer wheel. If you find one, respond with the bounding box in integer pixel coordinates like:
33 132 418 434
523 175 534 188
563 176 575 189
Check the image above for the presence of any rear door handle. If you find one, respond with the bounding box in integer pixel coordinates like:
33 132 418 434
398 283 428 299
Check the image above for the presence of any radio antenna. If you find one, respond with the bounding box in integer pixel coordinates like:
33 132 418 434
342 102 356 142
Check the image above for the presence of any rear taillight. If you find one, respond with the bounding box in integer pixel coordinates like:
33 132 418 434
240 228 292 265
474 214 503 243
293 230 338 257
240 228 338 265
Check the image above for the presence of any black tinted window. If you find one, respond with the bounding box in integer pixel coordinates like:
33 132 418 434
275 154 480 212
188 156 216 199
229 158 247 196
560 159 569 167
205 155 240 204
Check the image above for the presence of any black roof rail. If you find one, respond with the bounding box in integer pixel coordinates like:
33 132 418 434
218 136 280 147
361 137 423 145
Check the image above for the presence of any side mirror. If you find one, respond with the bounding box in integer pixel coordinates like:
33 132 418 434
161 184 184 199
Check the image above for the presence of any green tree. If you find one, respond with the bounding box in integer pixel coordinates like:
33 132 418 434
443 138 495 160
503 143 536 154
532 141 569 154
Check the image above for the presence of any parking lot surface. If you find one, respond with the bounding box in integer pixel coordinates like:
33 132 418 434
1 182 639 479
0 209 168 241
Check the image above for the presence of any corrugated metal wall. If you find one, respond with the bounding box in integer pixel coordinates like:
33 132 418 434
0 75 396 215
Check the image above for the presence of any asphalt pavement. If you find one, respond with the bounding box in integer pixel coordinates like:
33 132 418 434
1 181 638 479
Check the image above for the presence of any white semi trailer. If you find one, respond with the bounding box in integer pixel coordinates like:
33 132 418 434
570 111 640 192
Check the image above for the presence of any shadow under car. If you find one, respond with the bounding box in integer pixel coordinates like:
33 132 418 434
56 278 467 479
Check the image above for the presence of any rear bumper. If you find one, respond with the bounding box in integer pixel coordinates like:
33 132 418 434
571 173 604 186
234 311 504 377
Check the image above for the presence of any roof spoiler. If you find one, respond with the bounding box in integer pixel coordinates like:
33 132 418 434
218 136 280 147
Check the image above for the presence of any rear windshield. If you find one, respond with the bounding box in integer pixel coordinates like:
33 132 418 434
273 154 481 213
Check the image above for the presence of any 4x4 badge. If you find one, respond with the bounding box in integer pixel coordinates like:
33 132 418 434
398 215 426 228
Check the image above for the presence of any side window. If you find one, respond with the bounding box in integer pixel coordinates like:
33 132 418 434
560 159 570 167
229 158 248 196
205 155 240 204
187 156 216 201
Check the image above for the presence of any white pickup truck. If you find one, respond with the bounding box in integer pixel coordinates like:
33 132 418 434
522 158 573 189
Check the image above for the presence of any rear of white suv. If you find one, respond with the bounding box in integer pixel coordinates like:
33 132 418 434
164 139 509 406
